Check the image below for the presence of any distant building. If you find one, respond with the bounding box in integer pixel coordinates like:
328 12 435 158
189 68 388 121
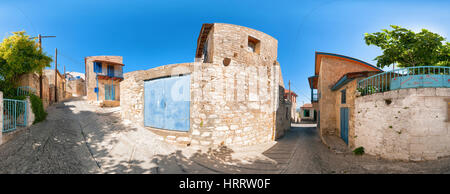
85 56 124 107
284 89 298 122
44 69 68 103
299 103 315 121
65 72 86 97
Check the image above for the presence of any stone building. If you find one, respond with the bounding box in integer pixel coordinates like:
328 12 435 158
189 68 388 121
44 69 67 103
299 103 315 121
85 56 124 107
307 52 382 145
284 89 298 122
65 72 86 97
121 23 291 147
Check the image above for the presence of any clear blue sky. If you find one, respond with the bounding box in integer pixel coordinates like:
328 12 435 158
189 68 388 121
1 0 449 107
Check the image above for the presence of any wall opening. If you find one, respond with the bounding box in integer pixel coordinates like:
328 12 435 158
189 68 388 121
247 36 260 54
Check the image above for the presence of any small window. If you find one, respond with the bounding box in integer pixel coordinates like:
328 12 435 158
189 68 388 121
304 109 310 117
341 89 346 104
203 39 209 63
247 36 260 54
93 62 102 73
107 65 114 77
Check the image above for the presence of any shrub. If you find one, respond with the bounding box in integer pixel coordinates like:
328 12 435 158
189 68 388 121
29 94 47 124
353 147 365 155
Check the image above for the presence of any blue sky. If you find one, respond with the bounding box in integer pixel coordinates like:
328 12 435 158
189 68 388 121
1 0 449 107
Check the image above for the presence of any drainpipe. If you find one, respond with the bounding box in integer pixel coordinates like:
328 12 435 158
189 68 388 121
96 76 99 101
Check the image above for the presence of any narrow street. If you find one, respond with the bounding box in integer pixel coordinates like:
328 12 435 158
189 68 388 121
1 98 450 174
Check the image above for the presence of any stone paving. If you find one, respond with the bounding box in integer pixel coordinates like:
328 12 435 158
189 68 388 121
1 98 450 174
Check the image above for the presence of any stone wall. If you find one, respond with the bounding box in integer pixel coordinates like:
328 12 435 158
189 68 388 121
354 88 450 161
17 73 40 95
121 61 284 147
26 96 35 127
67 78 86 97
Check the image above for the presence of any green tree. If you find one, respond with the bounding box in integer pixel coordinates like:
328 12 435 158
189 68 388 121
364 25 450 68
0 31 53 95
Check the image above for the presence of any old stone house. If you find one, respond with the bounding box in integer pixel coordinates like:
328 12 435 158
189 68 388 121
85 56 124 107
121 23 291 147
284 89 298 122
299 103 315 121
65 72 86 97
307 52 382 146
44 69 67 103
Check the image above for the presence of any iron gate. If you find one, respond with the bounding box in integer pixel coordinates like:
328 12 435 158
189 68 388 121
3 99 27 132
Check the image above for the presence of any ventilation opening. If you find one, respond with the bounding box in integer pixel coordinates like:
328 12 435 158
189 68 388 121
385 99 392 105
247 36 261 54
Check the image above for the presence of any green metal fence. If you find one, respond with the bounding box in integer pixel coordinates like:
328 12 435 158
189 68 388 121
3 99 27 132
17 86 36 96
357 66 450 96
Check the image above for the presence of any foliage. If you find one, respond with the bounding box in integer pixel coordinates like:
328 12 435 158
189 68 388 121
29 94 47 124
364 25 450 68
0 31 52 93
357 85 379 96
353 147 365 155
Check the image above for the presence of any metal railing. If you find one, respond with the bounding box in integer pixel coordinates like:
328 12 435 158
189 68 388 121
17 86 36 96
357 66 450 96
3 99 27 133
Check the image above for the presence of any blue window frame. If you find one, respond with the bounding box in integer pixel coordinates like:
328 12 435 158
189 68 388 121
341 89 346 104
107 65 115 77
93 62 102 73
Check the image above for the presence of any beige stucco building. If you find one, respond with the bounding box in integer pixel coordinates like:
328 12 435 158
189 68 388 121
85 56 124 107
308 52 382 146
121 23 291 147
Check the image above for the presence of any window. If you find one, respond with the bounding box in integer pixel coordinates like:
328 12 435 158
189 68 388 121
107 65 115 77
341 89 346 104
304 109 310 117
247 36 260 54
203 39 209 63
93 62 102 73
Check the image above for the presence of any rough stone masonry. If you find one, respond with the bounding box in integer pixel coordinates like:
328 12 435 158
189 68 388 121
121 23 291 147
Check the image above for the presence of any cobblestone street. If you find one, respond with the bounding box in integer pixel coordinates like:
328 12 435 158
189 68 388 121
1 98 450 174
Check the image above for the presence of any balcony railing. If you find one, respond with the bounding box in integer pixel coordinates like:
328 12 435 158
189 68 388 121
357 66 450 96
96 69 123 79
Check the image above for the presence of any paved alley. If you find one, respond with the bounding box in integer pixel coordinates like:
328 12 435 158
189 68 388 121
1 98 450 174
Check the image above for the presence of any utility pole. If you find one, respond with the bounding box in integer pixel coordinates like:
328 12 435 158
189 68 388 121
55 48 58 103
36 34 56 99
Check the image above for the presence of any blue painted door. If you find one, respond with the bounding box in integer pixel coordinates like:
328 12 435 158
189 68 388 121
340 107 349 144
105 84 115 100
144 75 190 131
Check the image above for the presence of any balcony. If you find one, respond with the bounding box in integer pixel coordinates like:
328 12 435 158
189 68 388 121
357 66 450 96
94 61 124 81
